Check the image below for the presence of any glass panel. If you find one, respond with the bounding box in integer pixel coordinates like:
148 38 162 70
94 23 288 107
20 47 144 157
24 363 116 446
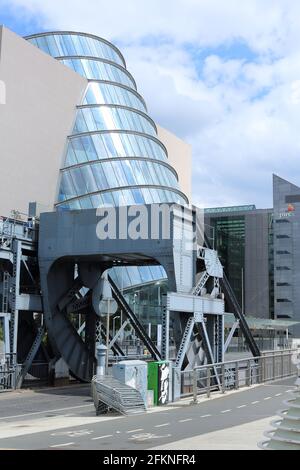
102 162 118 188
73 107 156 136
70 168 88 195
60 59 135 88
65 143 78 166
59 172 76 200
132 188 145 204
84 83 146 111
30 34 124 66
81 135 97 161
71 137 88 163
80 165 98 193
91 164 109 190
121 161 135 185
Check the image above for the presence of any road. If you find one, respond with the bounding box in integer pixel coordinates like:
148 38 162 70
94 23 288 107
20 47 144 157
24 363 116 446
0 377 296 450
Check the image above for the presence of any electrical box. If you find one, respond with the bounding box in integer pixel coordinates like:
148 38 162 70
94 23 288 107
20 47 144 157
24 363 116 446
147 361 170 405
112 360 148 407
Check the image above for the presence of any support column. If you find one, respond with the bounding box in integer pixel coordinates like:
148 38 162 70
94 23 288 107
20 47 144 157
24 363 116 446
10 240 22 367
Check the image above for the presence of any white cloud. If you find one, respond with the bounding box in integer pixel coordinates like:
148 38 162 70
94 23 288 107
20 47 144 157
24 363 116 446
3 0 300 208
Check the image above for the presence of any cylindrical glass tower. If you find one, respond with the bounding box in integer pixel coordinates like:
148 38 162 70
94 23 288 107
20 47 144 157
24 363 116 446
25 32 187 209
25 32 188 291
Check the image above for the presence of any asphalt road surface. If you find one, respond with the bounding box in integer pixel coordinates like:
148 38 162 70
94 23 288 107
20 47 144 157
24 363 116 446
0 377 296 450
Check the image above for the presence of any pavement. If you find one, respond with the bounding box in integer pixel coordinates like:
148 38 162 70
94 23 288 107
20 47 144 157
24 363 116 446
0 377 296 450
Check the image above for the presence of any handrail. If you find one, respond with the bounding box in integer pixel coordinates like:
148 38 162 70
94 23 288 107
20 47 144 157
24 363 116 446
194 348 297 371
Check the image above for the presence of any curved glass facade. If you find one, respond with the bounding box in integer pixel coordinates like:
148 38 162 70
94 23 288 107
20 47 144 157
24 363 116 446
73 106 156 135
26 32 126 66
59 58 136 89
84 82 146 112
26 31 188 291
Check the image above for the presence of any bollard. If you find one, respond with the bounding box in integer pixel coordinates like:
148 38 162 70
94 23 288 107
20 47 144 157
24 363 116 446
96 344 107 377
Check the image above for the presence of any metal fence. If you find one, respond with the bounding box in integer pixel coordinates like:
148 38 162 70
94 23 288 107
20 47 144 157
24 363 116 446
0 354 17 390
181 349 298 401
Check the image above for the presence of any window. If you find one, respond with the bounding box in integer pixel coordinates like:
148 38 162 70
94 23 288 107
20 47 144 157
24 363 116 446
286 195 300 203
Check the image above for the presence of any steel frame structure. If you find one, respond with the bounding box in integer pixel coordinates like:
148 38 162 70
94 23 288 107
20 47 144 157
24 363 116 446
0 204 259 396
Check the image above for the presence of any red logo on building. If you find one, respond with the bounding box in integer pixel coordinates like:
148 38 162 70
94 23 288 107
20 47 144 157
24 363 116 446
287 204 295 212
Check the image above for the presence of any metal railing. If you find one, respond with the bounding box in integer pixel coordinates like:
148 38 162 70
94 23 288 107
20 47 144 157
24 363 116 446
0 213 38 242
0 354 17 390
180 349 298 401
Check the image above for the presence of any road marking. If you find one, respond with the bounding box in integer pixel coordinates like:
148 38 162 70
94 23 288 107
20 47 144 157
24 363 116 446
264 397 272 400
237 405 247 409
178 418 193 423
155 423 170 428
0 404 93 421
251 401 260 405
50 442 74 448
200 414 211 418
129 432 171 441
275 393 282 397
51 429 93 437
91 434 113 440
221 409 231 414
286 390 294 393
127 429 144 434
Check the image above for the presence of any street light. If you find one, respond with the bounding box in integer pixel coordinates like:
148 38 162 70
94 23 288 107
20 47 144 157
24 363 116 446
133 292 139 346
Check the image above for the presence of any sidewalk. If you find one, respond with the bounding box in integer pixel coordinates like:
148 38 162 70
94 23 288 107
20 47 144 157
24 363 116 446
151 416 272 450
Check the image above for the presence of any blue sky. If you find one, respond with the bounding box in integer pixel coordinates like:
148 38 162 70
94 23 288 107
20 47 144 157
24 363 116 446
1 0 300 208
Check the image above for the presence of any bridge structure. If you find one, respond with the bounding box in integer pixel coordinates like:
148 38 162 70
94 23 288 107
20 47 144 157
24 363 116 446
0 203 260 398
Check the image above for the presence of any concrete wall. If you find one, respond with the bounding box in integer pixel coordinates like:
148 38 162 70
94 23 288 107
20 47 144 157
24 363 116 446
157 125 192 203
0 26 87 217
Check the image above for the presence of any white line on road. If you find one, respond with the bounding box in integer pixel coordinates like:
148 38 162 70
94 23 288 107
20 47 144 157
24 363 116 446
221 410 231 414
237 405 247 409
0 404 93 421
178 419 193 423
251 401 260 405
200 414 211 418
127 429 144 434
91 435 113 440
286 390 294 393
275 393 282 397
155 423 170 428
264 397 272 400
50 442 74 448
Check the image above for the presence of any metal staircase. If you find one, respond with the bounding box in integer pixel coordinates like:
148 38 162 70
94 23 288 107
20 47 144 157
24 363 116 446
99 323 125 357
16 325 45 388
175 316 195 369
53 310 96 382
9 240 21 367
2 271 10 314
108 275 161 361
191 271 210 296
91 375 146 415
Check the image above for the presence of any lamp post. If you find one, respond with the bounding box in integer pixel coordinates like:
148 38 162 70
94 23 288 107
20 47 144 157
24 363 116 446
105 298 110 373
112 315 120 339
